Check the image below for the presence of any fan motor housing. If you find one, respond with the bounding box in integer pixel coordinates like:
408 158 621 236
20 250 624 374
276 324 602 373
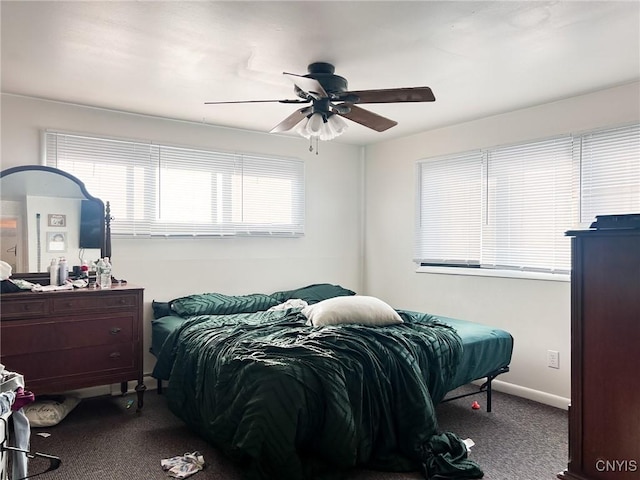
295 62 348 99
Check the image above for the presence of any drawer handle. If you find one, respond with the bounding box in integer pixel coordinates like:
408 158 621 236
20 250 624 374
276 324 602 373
110 327 122 335
119 299 126 305
109 352 121 359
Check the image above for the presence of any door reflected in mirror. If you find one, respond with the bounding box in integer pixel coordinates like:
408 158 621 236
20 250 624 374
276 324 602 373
0 216 19 272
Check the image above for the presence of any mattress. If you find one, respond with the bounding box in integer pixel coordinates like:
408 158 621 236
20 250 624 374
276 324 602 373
151 313 513 393
438 316 513 390
150 315 185 358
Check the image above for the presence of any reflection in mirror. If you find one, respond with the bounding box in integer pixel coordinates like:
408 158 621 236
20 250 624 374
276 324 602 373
0 166 107 278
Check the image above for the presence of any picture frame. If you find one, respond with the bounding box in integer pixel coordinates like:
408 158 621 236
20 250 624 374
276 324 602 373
48 214 67 227
47 231 67 252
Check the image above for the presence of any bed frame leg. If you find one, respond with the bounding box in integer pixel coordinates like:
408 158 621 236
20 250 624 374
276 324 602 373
157 379 163 394
487 380 492 413
478 366 508 412
135 382 146 412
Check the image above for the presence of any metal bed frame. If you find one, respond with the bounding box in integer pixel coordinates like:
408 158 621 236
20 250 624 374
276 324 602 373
440 366 510 412
157 365 511 413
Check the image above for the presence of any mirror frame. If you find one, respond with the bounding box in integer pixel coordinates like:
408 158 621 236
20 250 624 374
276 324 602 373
0 165 109 282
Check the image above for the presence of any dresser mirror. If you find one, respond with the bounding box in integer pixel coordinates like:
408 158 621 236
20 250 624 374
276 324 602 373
0 165 110 282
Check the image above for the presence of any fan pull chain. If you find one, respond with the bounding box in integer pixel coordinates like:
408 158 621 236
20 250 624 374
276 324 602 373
308 137 320 155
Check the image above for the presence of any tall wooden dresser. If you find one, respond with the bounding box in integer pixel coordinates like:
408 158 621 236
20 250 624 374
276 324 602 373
559 219 640 479
0 284 146 410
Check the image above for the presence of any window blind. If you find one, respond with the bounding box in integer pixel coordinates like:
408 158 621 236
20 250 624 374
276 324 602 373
482 136 574 272
44 131 305 237
153 144 237 236
415 151 483 265
232 154 305 235
580 124 640 223
416 124 639 275
45 132 157 236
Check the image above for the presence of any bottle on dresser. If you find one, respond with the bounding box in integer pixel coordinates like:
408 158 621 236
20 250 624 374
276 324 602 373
95 258 105 287
49 258 59 286
99 257 112 289
58 257 69 285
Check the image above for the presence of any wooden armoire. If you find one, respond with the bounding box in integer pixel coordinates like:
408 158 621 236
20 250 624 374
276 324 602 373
559 216 640 480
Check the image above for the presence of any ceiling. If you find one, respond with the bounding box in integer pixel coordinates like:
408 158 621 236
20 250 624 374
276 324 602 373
2 1 639 146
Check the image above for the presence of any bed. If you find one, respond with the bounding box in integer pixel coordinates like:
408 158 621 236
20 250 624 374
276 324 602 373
150 284 513 479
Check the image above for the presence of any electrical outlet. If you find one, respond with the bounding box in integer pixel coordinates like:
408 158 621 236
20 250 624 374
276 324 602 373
547 350 560 369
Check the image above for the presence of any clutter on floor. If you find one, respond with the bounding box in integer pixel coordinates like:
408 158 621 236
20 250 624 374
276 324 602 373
161 451 206 479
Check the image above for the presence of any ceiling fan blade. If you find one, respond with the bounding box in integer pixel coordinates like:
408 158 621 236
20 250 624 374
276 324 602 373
337 105 398 132
270 106 312 133
338 86 435 104
205 99 309 105
283 73 328 98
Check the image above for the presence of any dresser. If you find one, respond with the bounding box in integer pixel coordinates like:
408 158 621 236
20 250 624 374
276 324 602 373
0 285 145 410
559 226 640 479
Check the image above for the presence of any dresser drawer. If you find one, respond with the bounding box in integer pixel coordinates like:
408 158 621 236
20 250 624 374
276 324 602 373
2 343 136 384
51 293 137 314
0 298 48 319
56 315 134 350
0 315 134 356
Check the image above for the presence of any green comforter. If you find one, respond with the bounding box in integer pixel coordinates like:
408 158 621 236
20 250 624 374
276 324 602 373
154 308 481 479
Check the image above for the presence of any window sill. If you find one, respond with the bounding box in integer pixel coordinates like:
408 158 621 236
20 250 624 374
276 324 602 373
415 265 570 282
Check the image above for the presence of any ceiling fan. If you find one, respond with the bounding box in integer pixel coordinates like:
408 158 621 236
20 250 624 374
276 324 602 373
205 62 436 140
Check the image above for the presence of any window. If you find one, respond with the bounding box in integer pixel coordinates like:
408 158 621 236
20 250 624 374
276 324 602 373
44 131 305 237
416 124 640 275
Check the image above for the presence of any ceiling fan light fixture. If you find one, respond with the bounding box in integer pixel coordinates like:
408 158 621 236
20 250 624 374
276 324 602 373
328 114 348 135
305 112 325 137
319 114 344 141
296 112 348 141
319 121 336 141
293 119 311 139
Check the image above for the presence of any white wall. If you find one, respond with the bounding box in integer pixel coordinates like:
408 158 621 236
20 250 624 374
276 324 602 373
1 94 364 376
363 81 640 407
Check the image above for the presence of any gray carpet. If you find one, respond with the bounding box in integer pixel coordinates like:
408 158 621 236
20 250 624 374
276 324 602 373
22 385 567 480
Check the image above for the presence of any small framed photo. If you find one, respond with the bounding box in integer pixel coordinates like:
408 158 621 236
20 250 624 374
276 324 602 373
48 214 67 227
47 231 67 252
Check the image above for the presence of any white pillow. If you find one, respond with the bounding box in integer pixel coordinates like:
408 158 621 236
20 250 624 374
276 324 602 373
23 396 80 427
302 295 403 327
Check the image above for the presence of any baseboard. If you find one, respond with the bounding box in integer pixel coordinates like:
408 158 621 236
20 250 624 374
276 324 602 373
53 375 569 410
475 378 570 410
61 384 114 399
